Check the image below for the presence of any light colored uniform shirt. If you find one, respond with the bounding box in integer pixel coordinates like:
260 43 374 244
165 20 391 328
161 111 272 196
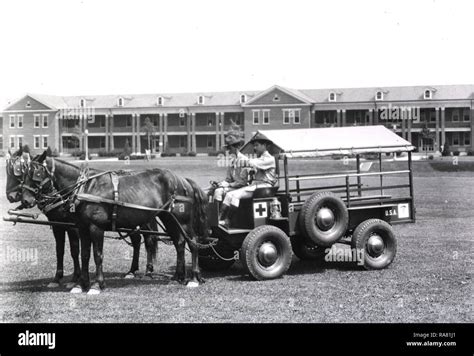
248 150 277 186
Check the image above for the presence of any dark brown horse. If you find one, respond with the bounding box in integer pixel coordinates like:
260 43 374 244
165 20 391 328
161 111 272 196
6 148 157 289
20 151 208 294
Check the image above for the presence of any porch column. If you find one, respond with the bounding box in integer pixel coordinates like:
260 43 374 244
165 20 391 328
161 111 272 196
191 113 196 152
55 112 62 154
131 114 136 154
159 113 163 152
471 105 474 150
401 108 406 139
220 112 225 147
341 109 346 127
136 114 141 154
110 114 115 151
435 107 440 152
186 114 191 152
163 113 168 151
215 112 220 150
407 110 412 143
79 115 84 151
105 114 109 152
336 110 341 127
441 107 446 147
373 107 379 125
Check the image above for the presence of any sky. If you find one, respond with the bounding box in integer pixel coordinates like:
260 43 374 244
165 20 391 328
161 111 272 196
0 0 473 108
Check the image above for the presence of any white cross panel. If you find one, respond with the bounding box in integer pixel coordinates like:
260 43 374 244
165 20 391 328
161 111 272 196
253 202 268 219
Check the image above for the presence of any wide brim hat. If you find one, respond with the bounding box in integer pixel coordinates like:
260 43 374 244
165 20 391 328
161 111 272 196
248 133 273 146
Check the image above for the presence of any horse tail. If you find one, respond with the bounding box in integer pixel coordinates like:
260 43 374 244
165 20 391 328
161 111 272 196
185 178 209 239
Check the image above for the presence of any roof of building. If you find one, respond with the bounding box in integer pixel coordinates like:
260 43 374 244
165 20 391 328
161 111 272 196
4 84 474 111
241 126 415 157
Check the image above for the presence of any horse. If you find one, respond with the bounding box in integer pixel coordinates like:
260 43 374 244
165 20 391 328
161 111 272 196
5 148 157 289
20 151 208 294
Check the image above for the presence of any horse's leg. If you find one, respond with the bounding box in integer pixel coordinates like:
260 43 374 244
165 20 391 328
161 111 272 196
71 227 91 294
66 229 81 289
88 224 105 295
124 233 141 279
172 234 186 284
188 242 205 287
48 227 65 288
144 221 158 278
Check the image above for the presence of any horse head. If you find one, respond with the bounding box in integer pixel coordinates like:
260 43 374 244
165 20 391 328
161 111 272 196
20 151 51 208
5 146 31 203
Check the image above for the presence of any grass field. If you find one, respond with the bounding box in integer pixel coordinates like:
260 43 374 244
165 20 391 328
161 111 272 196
0 157 472 323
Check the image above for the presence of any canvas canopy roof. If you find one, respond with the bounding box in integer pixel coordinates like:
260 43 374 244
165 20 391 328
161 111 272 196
241 126 415 158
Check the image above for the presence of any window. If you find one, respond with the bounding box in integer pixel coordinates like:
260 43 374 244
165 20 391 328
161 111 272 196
207 117 213 126
179 136 186 148
17 115 23 128
463 109 470 122
9 115 15 128
157 97 164 106
80 99 86 107
34 114 40 128
329 92 336 102
240 94 246 104
100 137 105 148
42 135 48 149
42 114 48 128
25 101 31 108
452 132 459 145
126 116 132 127
252 111 260 125
179 115 186 127
235 117 241 125
9 136 15 149
424 90 432 100
452 110 459 122
118 97 124 107
207 136 214 148
17 136 23 148
273 94 280 102
34 135 40 149
430 111 436 122
198 96 205 105
464 132 471 146
375 91 384 101
283 110 290 124
262 110 270 125
292 109 301 124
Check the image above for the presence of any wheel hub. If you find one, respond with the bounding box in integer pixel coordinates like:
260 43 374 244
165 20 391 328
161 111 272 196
316 207 335 230
258 242 278 266
367 234 385 257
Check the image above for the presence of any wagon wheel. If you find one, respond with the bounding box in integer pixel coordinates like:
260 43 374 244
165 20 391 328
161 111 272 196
240 225 292 280
300 191 349 247
351 219 397 270
198 244 235 271
291 236 326 261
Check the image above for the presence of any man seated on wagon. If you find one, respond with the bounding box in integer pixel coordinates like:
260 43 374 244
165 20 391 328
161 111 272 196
210 128 249 204
219 136 277 226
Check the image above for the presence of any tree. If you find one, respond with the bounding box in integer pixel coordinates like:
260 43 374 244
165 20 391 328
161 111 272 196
141 117 157 151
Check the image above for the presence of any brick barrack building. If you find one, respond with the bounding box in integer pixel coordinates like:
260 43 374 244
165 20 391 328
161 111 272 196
2 84 473 156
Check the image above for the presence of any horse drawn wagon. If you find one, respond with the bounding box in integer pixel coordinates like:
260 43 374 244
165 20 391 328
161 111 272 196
199 125 416 280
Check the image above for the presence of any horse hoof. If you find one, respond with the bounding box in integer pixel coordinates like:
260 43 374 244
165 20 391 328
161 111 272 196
47 282 60 288
124 272 136 279
87 288 101 295
70 286 83 294
186 281 199 288
65 282 76 289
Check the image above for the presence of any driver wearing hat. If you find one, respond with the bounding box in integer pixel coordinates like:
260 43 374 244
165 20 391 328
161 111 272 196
219 135 277 226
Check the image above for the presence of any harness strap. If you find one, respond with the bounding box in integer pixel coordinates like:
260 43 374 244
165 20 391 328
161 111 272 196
111 172 119 231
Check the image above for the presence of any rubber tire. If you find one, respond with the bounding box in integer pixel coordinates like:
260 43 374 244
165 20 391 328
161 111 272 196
351 219 397 270
198 247 235 271
300 191 349 247
291 236 327 261
241 225 292 280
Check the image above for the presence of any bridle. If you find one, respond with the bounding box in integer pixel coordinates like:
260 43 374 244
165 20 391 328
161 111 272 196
5 156 29 195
